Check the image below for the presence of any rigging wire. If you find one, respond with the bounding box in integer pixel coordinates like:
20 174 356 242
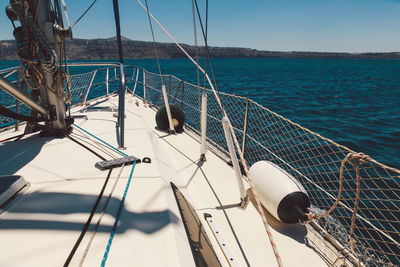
205 0 208 37
60 0 71 27
71 0 98 28
136 0 213 90
193 0 222 107
144 0 164 85
203 0 208 93
191 0 200 89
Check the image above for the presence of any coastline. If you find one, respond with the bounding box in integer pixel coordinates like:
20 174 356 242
1 37 400 60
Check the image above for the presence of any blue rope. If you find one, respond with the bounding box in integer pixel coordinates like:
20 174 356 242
100 161 136 267
73 123 128 157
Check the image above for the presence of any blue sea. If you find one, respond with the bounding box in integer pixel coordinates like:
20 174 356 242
1 58 399 168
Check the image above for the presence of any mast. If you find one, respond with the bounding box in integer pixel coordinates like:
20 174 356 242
4 0 72 135
34 0 68 134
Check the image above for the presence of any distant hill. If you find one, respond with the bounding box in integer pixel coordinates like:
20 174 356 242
1 37 400 60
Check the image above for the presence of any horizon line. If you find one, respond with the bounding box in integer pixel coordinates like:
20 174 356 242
1 37 400 54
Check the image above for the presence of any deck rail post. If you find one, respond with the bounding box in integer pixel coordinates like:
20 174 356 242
83 70 97 105
200 91 207 160
118 63 126 148
181 80 184 110
168 74 171 98
15 99 20 131
131 67 136 81
15 70 21 131
106 68 109 96
132 68 139 95
143 70 146 104
222 116 247 207
242 98 250 159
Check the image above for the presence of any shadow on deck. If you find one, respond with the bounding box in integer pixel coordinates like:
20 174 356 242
0 191 179 235
0 134 51 175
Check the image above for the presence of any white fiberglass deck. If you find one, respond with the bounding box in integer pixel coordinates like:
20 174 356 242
0 94 328 266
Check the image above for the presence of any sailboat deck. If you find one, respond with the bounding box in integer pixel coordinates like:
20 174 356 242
0 94 329 266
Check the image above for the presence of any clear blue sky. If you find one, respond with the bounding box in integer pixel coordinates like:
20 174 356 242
1 0 400 52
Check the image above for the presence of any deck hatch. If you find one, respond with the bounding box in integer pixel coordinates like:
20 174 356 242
171 182 222 267
0 175 27 208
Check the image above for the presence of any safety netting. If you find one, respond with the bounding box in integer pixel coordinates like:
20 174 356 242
0 68 31 127
0 66 140 129
143 69 400 267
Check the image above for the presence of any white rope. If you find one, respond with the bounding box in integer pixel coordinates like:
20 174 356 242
135 1 283 265
79 163 126 266
60 0 71 27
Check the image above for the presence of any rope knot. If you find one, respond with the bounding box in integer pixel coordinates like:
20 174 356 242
307 212 317 219
348 152 371 166
300 212 316 224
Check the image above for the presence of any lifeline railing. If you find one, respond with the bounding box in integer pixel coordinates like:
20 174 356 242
142 69 400 267
0 63 134 147
0 65 399 266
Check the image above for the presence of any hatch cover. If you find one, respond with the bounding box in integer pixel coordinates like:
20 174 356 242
171 182 222 267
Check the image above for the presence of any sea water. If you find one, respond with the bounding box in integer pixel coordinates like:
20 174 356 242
1 58 399 168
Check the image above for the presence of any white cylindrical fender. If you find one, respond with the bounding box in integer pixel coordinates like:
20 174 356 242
249 161 310 224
